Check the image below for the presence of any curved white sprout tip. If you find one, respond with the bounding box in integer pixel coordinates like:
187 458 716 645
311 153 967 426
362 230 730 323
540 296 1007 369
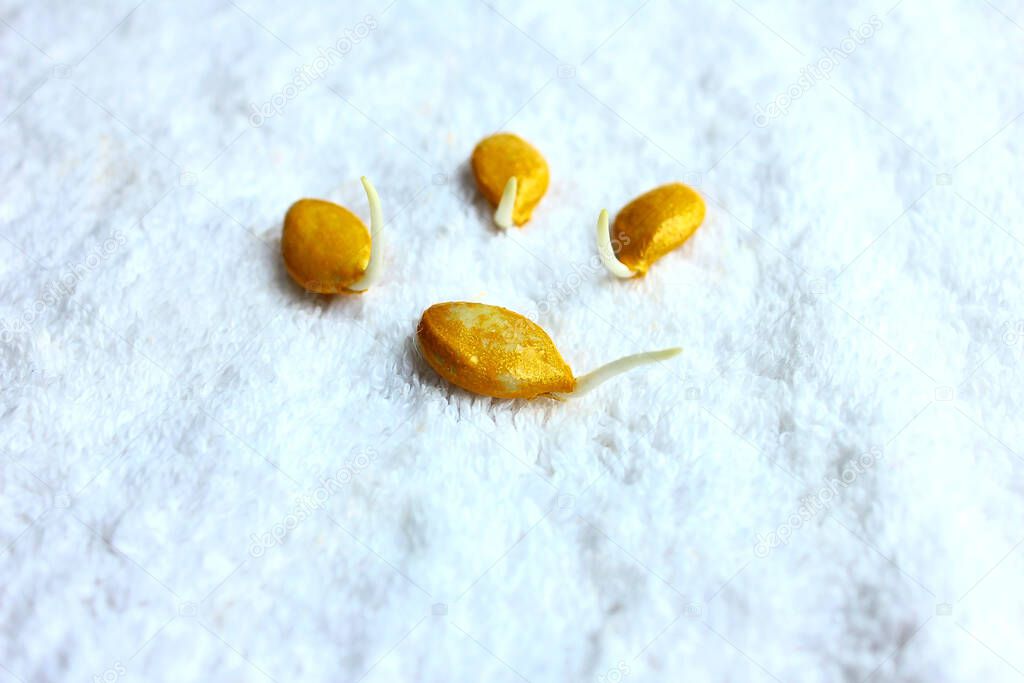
347 176 384 292
494 176 517 230
554 347 682 399
596 208 635 278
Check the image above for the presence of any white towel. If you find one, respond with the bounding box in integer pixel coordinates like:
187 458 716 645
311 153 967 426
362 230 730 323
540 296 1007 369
1 1 1022 680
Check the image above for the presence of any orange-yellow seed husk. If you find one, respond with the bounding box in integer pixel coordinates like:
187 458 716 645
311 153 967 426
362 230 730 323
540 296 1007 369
281 198 371 294
471 133 549 226
417 302 574 399
612 183 705 274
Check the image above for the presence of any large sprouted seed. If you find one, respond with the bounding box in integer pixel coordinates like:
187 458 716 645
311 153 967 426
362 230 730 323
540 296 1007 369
597 182 705 278
471 133 549 229
416 302 680 400
281 177 383 294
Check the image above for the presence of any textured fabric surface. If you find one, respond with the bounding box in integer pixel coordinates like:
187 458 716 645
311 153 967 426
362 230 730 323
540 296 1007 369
2 1 1023 681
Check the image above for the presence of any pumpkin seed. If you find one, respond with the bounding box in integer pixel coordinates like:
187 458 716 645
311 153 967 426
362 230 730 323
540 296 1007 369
471 133 549 229
281 177 383 293
417 302 680 400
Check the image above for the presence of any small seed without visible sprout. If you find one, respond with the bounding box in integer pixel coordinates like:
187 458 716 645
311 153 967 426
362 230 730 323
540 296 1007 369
471 133 549 229
416 302 680 400
281 177 383 294
597 182 705 277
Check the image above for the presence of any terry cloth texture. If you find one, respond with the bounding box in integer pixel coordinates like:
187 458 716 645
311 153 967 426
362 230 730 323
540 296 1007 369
1 1 1023 681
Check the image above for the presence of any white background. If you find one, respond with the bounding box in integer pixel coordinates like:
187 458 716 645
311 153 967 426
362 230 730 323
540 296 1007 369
2 0 1023 681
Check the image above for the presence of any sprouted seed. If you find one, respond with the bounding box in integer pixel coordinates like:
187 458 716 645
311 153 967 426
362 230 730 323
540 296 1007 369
281 177 383 294
597 182 705 277
416 302 681 400
471 133 549 229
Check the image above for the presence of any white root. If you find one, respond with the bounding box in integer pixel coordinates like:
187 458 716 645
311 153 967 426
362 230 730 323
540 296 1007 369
346 176 383 292
553 347 682 399
596 208 635 278
494 176 517 230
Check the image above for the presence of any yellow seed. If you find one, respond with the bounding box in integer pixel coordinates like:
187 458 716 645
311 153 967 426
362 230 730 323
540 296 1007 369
281 177 383 294
416 302 681 400
471 133 549 228
597 182 705 277
417 302 574 399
